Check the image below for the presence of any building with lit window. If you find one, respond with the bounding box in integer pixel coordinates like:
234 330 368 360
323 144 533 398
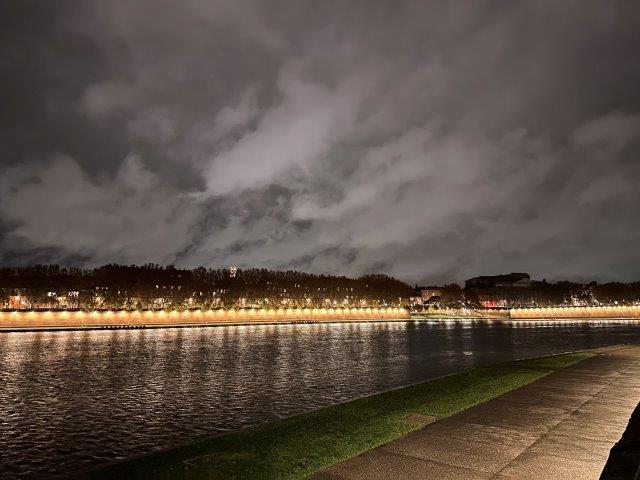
465 273 531 308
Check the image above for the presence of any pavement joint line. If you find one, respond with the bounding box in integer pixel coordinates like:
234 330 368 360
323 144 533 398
376 449 480 473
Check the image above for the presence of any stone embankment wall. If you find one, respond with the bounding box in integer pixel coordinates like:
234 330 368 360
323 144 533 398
422 308 511 319
0 307 411 331
510 305 640 319
420 306 640 320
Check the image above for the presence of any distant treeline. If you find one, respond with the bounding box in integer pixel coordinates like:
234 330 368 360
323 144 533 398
0 264 414 309
2 265 640 310
431 280 640 308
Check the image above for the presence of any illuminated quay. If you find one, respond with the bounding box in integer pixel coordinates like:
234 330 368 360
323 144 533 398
510 305 640 319
416 305 640 320
0 306 411 331
4 305 640 331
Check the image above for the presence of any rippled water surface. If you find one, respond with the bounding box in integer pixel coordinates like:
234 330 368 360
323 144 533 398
2 319 640 479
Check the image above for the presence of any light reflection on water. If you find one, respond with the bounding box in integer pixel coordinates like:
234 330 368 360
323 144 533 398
1 319 640 479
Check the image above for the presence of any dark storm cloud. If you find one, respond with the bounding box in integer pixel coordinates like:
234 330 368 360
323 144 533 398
1 0 640 282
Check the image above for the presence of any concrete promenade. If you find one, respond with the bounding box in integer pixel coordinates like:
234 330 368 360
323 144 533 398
316 345 640 480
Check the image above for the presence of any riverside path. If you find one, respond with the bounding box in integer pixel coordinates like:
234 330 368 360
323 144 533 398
315 345 640 480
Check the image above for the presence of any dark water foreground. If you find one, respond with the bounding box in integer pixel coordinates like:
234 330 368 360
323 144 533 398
1 319 640 479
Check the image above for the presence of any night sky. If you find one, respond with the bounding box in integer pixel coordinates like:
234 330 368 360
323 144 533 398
1 1 640 283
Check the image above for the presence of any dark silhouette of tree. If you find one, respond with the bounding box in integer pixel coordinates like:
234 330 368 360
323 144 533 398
2 265 639 310
0 264 415 309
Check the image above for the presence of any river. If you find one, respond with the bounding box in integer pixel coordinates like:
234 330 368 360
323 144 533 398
1 319 640 479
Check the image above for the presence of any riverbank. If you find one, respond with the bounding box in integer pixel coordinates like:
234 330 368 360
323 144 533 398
3 305 640 332
419 305 640 320
317 344 640 479
0 307 410 331
80 351 594 479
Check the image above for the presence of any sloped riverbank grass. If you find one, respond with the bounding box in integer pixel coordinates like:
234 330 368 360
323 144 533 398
84 351 594 480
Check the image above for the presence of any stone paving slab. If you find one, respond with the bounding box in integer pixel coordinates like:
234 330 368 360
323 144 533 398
496 388 592 411
577 402 636 417
315 345 640 480
526 432 614 462
379 432 528 474
411 419 539 448
590 393 639 409
493 451 604 480
449 398 569 434
570 409 630 428
550 416 628 443
314 449 489 480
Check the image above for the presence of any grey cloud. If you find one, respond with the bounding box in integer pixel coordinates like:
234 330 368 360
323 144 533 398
0 155 202 265
1 1 640 283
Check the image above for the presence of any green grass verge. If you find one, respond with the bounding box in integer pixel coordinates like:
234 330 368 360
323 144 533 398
83 351 594 480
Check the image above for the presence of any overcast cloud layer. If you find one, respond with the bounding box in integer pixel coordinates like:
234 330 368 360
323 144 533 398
1 0 640 283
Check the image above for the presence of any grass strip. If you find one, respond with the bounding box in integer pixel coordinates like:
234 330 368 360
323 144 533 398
84 351 594 480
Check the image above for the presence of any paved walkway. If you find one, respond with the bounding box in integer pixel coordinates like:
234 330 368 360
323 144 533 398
315 345 640 480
